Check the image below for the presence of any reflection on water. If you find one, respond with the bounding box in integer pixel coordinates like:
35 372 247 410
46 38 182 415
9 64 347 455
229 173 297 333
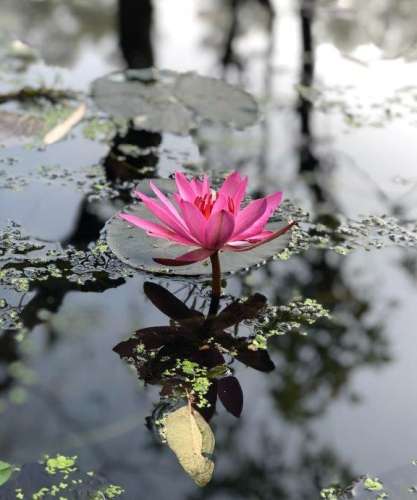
114 283 271 419
1 0 417 499
112 283 271 485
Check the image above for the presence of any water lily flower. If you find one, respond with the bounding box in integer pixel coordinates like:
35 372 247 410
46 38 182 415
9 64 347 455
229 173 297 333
119 171 294 267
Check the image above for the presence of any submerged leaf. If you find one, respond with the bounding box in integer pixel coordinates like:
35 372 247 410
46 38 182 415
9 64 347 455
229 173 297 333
213 294 267 330
236 346 275 372
144 282 203 322
217 376 243 417
164 405 215 487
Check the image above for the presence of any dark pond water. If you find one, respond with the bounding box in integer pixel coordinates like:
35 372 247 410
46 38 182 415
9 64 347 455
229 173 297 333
2 1 417 499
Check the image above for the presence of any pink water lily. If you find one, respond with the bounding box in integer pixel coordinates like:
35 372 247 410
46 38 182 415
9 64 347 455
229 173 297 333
119 171 294 267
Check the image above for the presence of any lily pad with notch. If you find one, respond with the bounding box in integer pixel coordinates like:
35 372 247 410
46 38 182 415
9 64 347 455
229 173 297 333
105 179 294 276
91 68 258 136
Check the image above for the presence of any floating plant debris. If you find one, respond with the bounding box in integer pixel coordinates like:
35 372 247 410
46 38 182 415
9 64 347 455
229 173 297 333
0 129 118 199
322 459 417 498
0 454 124 499
280 214 417 260
0 222 132 334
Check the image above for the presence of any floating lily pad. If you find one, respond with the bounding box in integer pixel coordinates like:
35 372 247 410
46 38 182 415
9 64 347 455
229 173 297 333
133 177 177 197
105 179 293 276
91 68 258 135
174 72 258 129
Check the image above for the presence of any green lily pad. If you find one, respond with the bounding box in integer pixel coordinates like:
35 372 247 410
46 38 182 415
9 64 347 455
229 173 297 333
105 180 293 276
91 68 258 135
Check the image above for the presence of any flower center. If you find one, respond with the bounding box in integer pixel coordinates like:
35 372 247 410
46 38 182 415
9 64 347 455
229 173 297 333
194 192 236 218
194 192 217 218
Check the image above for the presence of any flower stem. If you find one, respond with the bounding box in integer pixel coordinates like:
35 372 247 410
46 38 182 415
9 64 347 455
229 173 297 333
209 251 221 315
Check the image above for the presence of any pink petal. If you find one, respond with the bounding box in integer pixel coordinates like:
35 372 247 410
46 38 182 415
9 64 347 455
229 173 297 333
119 213 194 246
179 200 208 245
217 172 248 214
173 192 182 207
226 231 272 246
189 179 201 196
204 210 235 249
154 248 215 266
211 193 230 215
201 175 210 196
232 176 248 212
134 190 196 242
242 230 273 242
237 192 283 239
189 175 210 197
175 172 196 202
224 221 295 252
218 171 244 198
149 181 184 223
232 198 267 238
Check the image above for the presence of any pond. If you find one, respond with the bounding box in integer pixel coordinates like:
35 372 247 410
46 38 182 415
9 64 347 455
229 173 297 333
1 1 417 498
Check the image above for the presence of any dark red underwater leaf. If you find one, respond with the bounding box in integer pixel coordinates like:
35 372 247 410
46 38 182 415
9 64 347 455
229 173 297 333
217 376 243 417
236 346 275 372
211 293 267 330
144 282 204 323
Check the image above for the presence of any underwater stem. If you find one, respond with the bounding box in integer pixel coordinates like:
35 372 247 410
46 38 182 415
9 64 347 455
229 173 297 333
209 251 221 315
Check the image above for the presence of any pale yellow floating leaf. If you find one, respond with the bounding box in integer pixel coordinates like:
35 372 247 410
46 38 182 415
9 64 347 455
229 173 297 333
43 102 86 145
194 410 215 457
164 405 215 487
